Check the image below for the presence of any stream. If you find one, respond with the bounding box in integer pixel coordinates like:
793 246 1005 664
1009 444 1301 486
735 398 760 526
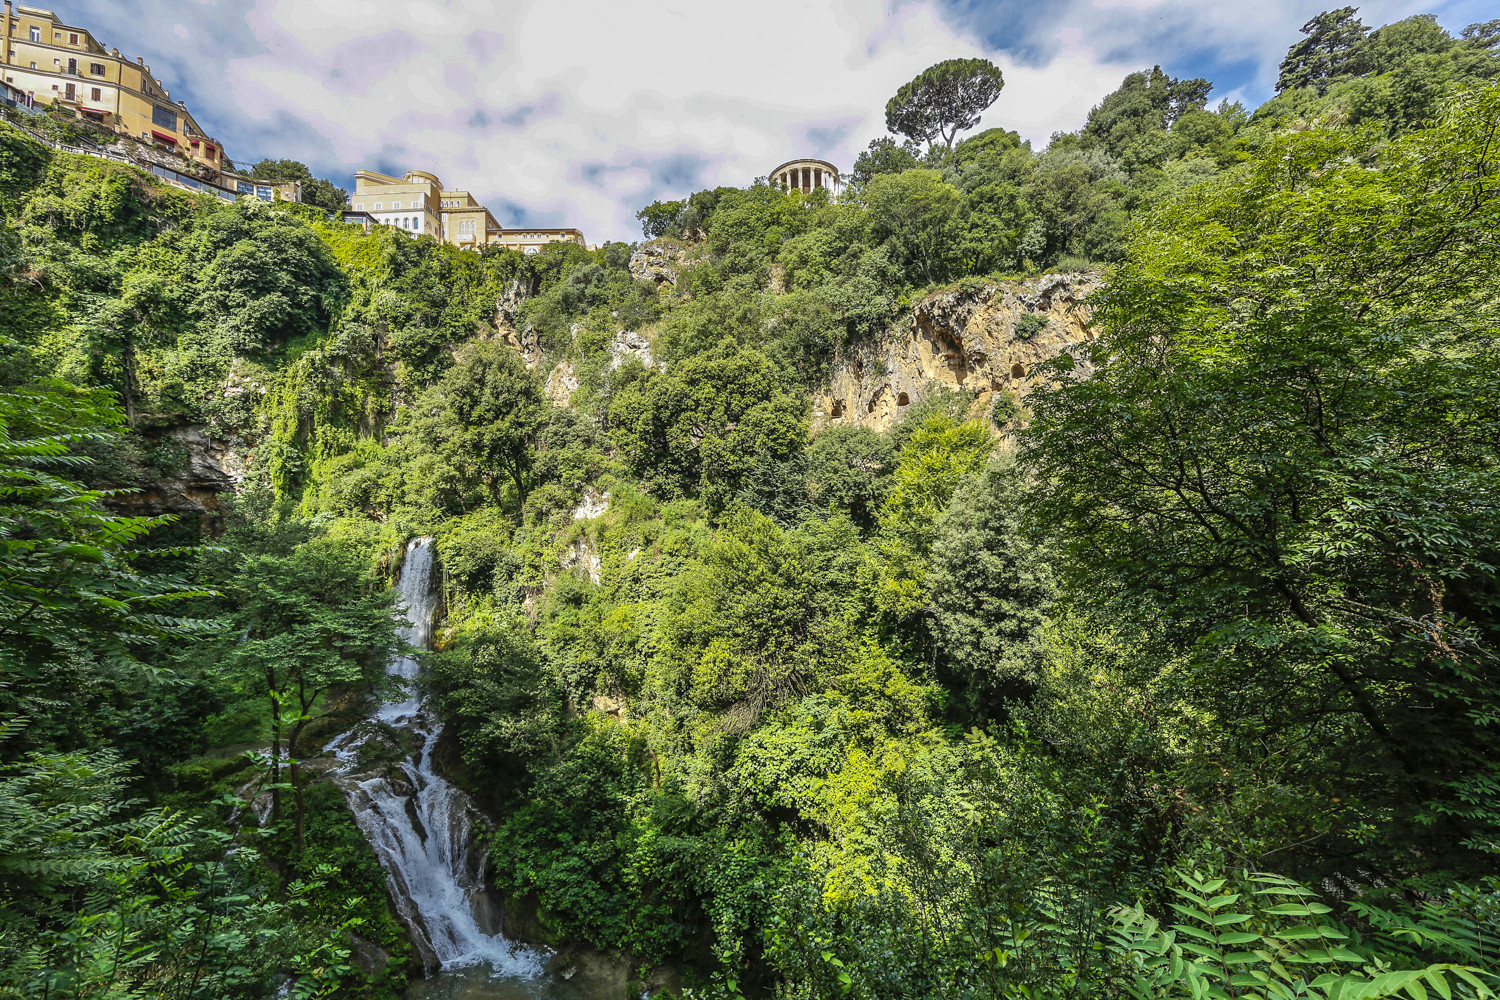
324 538 603 997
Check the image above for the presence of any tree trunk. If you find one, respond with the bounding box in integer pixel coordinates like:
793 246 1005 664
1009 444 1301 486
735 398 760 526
267 671 283 824
120 329 138 428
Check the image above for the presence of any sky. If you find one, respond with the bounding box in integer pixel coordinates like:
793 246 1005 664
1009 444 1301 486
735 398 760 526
58 0 1498 242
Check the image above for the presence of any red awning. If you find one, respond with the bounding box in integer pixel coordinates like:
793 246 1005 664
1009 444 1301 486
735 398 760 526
150 130 177 144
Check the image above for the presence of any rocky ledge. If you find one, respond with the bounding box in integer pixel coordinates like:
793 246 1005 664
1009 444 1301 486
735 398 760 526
818 271 1101 432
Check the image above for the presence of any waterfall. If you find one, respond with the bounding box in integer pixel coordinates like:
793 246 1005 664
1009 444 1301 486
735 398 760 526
326 537 544 978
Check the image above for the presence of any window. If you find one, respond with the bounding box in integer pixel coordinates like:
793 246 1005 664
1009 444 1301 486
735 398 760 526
90 87 100 101
29 63 35 70
30 27 40 42
355 203 363 211
64 83 74 100
90 63 105 75
151 104 176 131
373 202 382 210
69 33 79 45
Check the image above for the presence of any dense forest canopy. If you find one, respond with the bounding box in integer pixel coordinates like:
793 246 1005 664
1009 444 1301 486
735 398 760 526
0 7 1498 999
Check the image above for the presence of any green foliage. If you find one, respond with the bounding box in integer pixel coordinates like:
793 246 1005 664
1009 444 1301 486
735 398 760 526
861 169 960 283
849 136 922 187
885 58 1006 152
247 158 349 214
406 339 545 510
1024 86 1500 875
0 723 368 1000
927 457 1057 710
1277 7 1372 94
1110 869 1497 1000
607 340 806 508
5 21 1500 1000
0 380 217 720
637 199 686 239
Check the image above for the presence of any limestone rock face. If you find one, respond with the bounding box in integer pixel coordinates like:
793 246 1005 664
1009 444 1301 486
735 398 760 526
609 330 655 369
628 239 693 286
818 272 1101 432
545 361 579 406
110 424 250 519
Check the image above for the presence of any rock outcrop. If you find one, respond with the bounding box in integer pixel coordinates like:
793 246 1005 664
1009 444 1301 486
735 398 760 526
628 239 695 286
817 272 1101 432
109 425 250 521
608 330 655 369
545 361 579 406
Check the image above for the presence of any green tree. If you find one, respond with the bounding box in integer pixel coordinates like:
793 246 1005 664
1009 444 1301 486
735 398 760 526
927 457 1057 713
872 413 994 623
248 157 349 214
1023 89 1500 874
226 533 401 849
1276 6 1371 94
0 380 216 724
806 424 895 530
187 200 348 354
409 340 545 510
1081 66 1213 170
0 730 360 999
862 169 961 283
885 58 1005 153
606 340 806 506
849 136 922 187
636 199 685 240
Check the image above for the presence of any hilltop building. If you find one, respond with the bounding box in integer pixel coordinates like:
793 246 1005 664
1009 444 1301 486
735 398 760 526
491 229 587 254
351 169 442 236
771 158 841 197
352 167 586 252
0 3 228 169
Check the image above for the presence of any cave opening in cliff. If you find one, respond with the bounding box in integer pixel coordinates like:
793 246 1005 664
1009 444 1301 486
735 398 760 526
831 400 844 417
897 392 910 407
1011 363 1026 379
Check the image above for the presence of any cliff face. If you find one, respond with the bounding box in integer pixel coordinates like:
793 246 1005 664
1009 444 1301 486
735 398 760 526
109 425 250 524
817 272 1101 432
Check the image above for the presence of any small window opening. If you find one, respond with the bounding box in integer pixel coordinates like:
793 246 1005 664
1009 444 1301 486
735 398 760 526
897 392 910 407
1011 363 1026 379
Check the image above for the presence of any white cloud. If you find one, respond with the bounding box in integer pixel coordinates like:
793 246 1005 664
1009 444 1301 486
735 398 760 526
60 0 1491 242
217 0 1133 241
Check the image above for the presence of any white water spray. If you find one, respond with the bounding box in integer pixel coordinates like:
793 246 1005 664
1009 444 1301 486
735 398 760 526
326 538 544 979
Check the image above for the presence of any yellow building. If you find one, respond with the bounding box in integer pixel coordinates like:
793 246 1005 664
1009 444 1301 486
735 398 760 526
0 3 228 169
492 229 587 254
438 190 501 246
350 168 444 236
354 166 587 252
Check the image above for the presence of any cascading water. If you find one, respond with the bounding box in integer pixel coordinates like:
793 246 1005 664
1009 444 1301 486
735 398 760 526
326 538 544 981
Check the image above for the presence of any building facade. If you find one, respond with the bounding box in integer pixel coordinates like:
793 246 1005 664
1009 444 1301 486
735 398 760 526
353 166 586 252
351 168 443 237
491 228 586 254
439 189 502 247
1 3 228 168
770 157 841 197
